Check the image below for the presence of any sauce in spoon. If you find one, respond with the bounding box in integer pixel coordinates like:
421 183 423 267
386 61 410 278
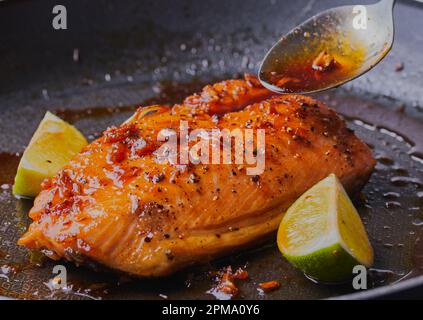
260 34 368 93
259 0 395 94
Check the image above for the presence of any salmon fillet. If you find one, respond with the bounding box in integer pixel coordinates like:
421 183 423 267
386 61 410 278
18 75 375 277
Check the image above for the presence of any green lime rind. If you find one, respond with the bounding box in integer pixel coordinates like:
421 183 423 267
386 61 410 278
282 242 363 283
277 174 373 283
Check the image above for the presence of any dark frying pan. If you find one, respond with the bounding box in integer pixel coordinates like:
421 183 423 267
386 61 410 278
0 0 422 300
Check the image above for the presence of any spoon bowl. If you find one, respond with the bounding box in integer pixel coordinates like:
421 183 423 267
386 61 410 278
259 0 395 94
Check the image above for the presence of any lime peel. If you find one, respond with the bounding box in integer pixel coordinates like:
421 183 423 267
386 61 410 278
277 173 373 282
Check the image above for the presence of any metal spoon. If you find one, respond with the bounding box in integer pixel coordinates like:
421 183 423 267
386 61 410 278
259 0 396 94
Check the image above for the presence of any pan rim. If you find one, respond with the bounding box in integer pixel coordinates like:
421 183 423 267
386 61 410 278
2 274 423 300
331 274 423 300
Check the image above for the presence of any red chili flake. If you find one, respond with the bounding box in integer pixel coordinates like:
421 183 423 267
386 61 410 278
120 166 142 183
244 73 262 87
51 198 74 216
233 268 249 280
208 266 249 299
130 138 147 158
109 143 127 163
395 62 404 72
295 106 308 119
218 280 238 297
104 123 139 143
258 281 281 293
55 170 78 198
312 51 338 72
41 178 53 190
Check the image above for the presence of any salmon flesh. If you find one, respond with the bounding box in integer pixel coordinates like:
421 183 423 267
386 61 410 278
18 75 375 276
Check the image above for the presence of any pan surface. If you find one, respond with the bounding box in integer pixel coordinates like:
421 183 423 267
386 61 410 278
0 0 422 299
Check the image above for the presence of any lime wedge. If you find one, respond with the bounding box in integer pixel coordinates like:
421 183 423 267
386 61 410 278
277 173 373 282
13 111 87 198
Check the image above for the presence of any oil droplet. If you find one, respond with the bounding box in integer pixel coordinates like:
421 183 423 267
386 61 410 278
392 166 409 176
412 218 423 226
375 154 394 166
368 268 399 286
383 192 400 199
385 201 402 209
390 176 422 188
